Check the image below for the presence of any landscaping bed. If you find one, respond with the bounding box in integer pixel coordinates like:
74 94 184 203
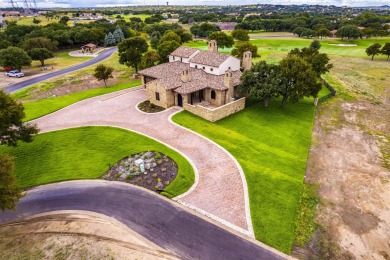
138 100 165 113
101 151 177 192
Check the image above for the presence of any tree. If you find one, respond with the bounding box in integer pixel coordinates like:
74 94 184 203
0 90 38 211
0 47 32 71
289 47 332 77
21 37 58 52
301 28 316 38
279 55 322 108
150 31 162 49
238 61 283 107
190 22 220 38
159 31 181 44
118 37 148 73
0 40 13 50
104 32 116 46
208 31 234 50
316 28 330 39
93 64 114 87
0 155 23 211
231 41 260 59
366 43 382 61
293 27 305 37
112 26 125 43
157 40 180 62
32 18 41 24
140 50 160 70
28 48 54 66
381 42 390 61
232 29 250 41
59 16 70 25
310 40 321 50
336 25 363 41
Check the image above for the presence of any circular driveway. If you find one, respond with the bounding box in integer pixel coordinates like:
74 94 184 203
31 87 253 236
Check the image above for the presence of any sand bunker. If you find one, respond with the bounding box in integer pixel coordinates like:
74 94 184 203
329 44 358 47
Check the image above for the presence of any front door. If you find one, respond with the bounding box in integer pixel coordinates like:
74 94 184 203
178 94 183 107
199 90 204 102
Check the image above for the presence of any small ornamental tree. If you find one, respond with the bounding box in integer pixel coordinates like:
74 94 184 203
366 43 382 61
310 40 321 50
93 64 114 87
381 42 390 61
28 48 54 66
0 155 23 211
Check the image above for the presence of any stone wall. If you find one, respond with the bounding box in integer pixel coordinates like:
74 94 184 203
146 81 175 108
183 97 246 122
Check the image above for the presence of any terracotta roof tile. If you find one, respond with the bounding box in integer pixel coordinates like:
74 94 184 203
138 61 189 79
170 46 199 58
189 51 235 67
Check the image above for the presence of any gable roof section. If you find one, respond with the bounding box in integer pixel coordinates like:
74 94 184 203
170 46 199 58
138 61 189 79
189 51 234 67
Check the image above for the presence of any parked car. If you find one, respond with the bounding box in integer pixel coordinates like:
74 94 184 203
6 70 24 78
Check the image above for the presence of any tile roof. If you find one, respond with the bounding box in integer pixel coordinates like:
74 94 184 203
138 61 189 79
189 51 234 67
170 46 199 58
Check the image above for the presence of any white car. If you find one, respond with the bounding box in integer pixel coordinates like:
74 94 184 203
6 70 24 78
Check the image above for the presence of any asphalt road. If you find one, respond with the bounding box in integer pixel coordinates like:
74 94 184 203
0 181 284 260
4 47 118 94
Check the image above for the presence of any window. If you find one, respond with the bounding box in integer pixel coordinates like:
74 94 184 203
210 68 213 71
203 66 205 70
173 56 175 60
195 65 198 68
228 67 231 69
211 90 216 100
180 57 183 62
155 92 160 101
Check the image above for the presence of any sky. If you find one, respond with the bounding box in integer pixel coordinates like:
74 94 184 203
1 0 389 8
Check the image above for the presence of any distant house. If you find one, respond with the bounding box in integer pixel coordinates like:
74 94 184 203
214 22 237 31
139 41 252 122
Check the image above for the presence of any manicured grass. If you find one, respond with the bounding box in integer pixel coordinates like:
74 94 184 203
31 49 91 70
18 80 141 122
185 37 390 60
0 127 194 198
172 100 316 253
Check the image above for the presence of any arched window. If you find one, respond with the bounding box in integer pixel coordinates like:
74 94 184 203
211 90 216 100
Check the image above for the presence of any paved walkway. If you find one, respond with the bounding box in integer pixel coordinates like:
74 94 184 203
32 88 253 236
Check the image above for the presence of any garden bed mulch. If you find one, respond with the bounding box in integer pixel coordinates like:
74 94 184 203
101 151 177 193
138 100 165 113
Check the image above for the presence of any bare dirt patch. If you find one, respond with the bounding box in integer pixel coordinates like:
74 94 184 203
297 56 390 259
0 211 178 260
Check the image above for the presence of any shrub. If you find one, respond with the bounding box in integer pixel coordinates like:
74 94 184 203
126 175 133 180
114 173 121 179
155 152 161 159
154 185 160 189
136 177 142 181
161 168 167 172
157 178 162 182
152 173 158 178
157 159 163 165
165 180 170 185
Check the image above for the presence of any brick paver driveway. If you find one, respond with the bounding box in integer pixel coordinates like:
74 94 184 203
32 87 254 236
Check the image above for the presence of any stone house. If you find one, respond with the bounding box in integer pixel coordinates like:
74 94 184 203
139 40 252 122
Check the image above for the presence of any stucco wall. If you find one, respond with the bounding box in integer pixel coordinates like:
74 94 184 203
183 97 245 122
146 81 175 108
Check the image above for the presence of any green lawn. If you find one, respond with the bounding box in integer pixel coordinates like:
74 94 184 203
185 37 390 61
172 99 316 253
0 127 194 198
17 80 141 122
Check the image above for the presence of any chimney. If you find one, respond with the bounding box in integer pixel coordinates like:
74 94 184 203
208 40 218 53
181 69 190 83
242 51 252 71
224 70 233 88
